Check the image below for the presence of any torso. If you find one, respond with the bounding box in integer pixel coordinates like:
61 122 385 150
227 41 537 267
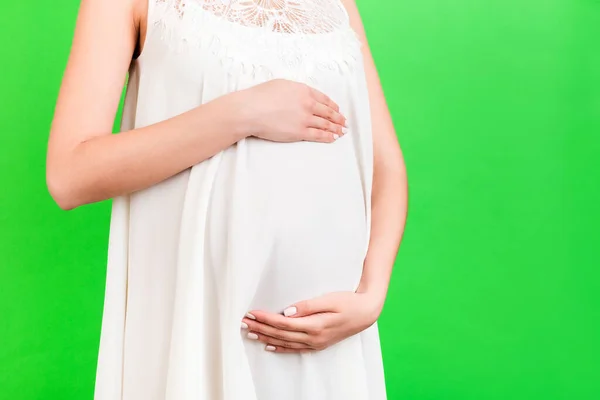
95 1 384 399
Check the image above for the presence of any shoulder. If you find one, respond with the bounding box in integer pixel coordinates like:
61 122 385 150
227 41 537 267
78 0 140 17
339 0 367 38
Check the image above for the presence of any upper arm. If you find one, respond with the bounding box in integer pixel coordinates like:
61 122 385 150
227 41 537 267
341 0 403 169
47 0 141 167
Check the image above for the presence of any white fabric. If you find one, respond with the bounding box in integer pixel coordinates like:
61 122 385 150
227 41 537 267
94 0 386 399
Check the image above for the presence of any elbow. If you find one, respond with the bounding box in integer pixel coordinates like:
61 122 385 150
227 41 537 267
46 169 81 211
373 153 408 197
376 154 407 181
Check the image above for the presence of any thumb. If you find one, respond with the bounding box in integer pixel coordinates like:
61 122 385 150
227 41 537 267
283 294 336 318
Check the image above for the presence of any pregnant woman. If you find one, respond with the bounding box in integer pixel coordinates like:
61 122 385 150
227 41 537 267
46 0 407 399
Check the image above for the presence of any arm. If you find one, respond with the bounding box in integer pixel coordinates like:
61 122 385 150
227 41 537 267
47 0 248 210
241 3 408 352
47 0 346 210
345 0 408 314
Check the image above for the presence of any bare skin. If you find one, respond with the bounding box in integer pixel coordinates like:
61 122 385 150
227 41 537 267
242 0 408 353
47 0 347 210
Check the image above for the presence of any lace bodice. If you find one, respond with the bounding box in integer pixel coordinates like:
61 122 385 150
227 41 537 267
149 0 362 83
160 0 349 34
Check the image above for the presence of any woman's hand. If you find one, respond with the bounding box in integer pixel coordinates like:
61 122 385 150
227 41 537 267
241 291 383 353
237 79 348 144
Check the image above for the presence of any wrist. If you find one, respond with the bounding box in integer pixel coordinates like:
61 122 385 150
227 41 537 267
227 89 258 140
356 285 386 321
355 262 392 314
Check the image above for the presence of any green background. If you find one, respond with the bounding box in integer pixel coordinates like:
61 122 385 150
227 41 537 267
1 0 599 399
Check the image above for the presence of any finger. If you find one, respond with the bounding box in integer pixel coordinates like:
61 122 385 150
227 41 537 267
308 116 343 136
242 318 309 343
311 102 347 128
309 87 340 112
304 127 338 143
248 310 310 332
246 331 310 349
285 293 343 318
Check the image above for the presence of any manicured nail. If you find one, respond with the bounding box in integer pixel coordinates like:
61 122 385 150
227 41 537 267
247 332 259 340
246 313 256 320
333 134 340 140
283 307 297 317
265 345 276 352
241 322 248 329
342 127 349 134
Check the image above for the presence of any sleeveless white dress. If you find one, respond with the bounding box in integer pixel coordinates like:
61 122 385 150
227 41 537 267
94 1 386 399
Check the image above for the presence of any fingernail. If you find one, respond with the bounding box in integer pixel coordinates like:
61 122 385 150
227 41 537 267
265 345 276 352
241 322 248 329
246 313 256 320
342 127 349 134
333 134 340 140
283 307 297 317
247 332 259 340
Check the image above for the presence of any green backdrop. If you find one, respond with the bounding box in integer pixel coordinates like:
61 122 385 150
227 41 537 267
1 1 599 399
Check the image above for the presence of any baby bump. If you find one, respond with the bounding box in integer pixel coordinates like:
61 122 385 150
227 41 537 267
242 137 368 311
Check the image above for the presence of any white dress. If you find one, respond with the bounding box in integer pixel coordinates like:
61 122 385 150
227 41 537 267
94 0 386 399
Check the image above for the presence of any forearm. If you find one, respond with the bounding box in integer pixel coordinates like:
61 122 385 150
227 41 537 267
357 158 408 309
358 161 408 298
47 92 247 210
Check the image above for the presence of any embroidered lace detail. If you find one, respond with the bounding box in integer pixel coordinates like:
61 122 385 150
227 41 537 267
150 0 362 83
160 0 349 34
